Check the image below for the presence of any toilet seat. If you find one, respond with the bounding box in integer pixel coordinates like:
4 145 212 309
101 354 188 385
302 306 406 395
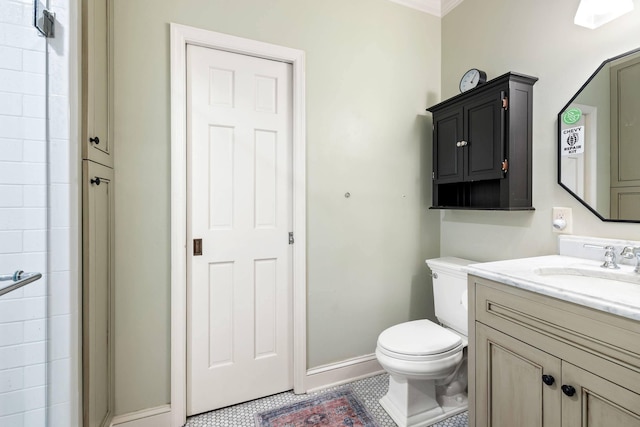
377 320 463 361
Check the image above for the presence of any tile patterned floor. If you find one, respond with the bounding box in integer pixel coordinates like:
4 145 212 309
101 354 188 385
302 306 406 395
185 373 468 427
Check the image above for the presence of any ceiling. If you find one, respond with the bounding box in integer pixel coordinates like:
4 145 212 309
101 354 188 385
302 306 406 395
386 0 464 17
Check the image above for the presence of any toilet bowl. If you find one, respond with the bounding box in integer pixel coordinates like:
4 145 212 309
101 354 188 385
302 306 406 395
375 257 474 427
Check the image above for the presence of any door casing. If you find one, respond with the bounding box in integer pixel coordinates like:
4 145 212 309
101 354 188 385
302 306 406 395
169 23 307 427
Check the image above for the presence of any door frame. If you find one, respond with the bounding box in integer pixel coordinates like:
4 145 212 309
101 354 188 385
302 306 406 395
169 23 307 427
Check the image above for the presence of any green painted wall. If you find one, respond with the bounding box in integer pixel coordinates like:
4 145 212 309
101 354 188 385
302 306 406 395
439 0 640 262
112 0 441 414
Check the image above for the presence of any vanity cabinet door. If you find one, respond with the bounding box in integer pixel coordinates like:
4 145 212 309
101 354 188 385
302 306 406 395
476 323 561 427
562 362 640 427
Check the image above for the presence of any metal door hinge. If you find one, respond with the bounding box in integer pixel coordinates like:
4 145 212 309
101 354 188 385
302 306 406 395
34 1 55 38
289 232 294 245
501 159 509 173
502 96 509 110
432 172 435 180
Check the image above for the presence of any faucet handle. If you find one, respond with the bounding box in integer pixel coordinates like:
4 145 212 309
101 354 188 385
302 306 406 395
620 246 638 259
584 244 619 269
620 246 640 273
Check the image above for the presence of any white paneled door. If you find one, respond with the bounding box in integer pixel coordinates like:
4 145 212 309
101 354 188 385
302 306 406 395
186 45 293 415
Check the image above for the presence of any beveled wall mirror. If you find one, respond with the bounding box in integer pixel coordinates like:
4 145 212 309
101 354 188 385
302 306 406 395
558 47 640 222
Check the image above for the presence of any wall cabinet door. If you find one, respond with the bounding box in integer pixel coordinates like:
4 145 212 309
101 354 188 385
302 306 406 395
433 107 464 183
432 92 504 184
82 0 112 167
82 160 114 427
475 323 561 427
464 91 505 182
562 362 640 427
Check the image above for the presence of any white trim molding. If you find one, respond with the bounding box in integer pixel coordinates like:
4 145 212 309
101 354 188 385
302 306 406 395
169 23 307 427
387 0 463 17
110 405 172 427
305 354 385 393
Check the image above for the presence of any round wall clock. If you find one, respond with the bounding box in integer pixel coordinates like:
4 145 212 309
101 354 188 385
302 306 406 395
459 68 487 93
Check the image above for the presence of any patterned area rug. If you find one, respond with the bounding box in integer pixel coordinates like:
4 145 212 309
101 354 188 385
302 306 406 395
255 387 379 427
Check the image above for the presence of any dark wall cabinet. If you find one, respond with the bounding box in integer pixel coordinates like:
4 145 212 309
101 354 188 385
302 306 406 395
427 72 538 210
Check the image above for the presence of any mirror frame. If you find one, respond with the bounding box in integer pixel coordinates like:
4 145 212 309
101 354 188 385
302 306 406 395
557 46 640 223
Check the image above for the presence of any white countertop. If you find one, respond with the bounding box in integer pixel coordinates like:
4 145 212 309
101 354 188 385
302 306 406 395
465 255 640 321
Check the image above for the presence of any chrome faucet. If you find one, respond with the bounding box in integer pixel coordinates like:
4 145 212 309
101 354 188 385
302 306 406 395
620 246 640 273
583 244 619 269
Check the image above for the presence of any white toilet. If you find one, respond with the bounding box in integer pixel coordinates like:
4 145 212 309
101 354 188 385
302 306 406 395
375 257 474 427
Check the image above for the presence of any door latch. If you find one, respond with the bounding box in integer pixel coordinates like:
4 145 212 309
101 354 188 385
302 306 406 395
193 239 202 256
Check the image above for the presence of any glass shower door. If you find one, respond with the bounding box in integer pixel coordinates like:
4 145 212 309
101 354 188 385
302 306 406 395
1 1 51 425
0 0 77 427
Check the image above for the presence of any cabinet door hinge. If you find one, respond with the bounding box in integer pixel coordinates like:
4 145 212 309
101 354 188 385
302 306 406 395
502 96 509 110
432 172 435 180
289 232 294 245
501 159 509 173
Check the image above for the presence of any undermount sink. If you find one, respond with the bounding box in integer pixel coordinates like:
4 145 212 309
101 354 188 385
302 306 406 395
533 265 640 287
465 236 640 321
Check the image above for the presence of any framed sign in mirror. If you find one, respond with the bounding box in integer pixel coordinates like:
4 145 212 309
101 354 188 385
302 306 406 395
558 47 640 222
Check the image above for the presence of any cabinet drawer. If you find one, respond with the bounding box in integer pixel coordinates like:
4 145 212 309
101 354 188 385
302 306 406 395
472 276 640 373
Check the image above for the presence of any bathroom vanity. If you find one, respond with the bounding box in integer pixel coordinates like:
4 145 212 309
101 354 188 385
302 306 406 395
466 248 640 426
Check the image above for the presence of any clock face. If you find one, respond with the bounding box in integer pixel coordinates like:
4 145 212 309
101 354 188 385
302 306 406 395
459 69 487 92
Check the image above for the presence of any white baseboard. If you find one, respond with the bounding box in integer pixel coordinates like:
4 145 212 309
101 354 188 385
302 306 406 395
110 405 172 427
305 354 384 393
108 355 382 426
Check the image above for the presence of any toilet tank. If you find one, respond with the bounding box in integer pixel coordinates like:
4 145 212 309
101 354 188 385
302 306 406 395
426 257 476 337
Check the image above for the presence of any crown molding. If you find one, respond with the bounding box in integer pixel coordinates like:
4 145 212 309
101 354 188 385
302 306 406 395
441 0 464 16
386 0 464 17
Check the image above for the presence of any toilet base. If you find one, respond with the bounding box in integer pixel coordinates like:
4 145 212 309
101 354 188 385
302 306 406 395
379 375 467 427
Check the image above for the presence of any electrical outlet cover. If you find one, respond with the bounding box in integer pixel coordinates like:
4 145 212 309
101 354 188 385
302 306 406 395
552 207 573 234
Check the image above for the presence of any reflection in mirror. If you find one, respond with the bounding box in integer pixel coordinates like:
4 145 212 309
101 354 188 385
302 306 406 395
558 47 640 222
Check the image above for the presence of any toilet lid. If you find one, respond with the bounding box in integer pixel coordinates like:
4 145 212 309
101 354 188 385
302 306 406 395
377 319 462 356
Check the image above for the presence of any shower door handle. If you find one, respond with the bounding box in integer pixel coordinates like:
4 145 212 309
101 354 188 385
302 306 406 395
0 271 43 297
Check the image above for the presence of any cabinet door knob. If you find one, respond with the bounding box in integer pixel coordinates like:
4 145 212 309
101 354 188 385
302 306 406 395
89 136 100 145
542 375 555 386
90 177 101 186
456 141 461 147
461 140 468 146
561 385 576 397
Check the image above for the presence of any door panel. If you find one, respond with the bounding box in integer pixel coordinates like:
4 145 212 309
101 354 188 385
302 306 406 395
562 362 640 427
434 108 464 184
186 45 293 415
476 323 561 427
82 0 112 167
465 93 504 182
82 161 114 427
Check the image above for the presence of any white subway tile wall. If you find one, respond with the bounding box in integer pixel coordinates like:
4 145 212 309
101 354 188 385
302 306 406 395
1 0 76 425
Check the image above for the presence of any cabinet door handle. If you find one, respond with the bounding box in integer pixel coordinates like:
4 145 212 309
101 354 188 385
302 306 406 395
90 177 101 186
561 385 576 396
460 140 468 147
541 375 555 386
89 136 100 145
456 141 462 147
